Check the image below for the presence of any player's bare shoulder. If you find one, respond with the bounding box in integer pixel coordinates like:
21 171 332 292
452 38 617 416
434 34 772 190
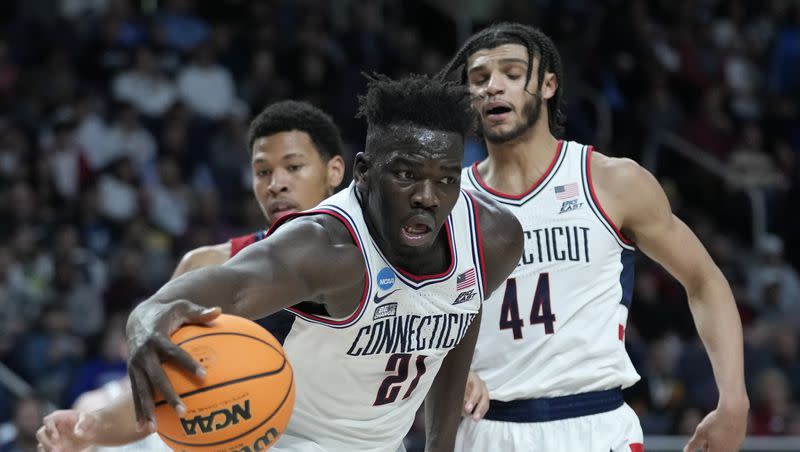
589 149 671 235
465 189 523 295
173 243 231 277
270 214 363 267
589 151 646 199
267 214 366 294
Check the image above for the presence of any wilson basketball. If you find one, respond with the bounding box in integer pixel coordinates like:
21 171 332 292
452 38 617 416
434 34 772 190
154 314 295 452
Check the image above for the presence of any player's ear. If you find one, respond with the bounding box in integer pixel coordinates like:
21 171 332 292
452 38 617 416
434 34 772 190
325 155 345 192
354 152 370 191
541 71 558 100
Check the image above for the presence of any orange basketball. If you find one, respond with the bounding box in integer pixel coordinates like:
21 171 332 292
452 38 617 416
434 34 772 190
154 314 295 452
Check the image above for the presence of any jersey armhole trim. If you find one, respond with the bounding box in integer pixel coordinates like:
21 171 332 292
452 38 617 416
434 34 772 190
464 191 488 299
393 219 456 282
583 146 636 249
229 234 256 257
469 139 564 202
266 208 371 328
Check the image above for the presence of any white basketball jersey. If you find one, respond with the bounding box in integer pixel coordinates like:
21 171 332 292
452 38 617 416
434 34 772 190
461 140 640 401
270 183 486 451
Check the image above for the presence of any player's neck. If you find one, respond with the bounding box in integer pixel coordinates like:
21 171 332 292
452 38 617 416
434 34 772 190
361 204 451 275
480 127 559 195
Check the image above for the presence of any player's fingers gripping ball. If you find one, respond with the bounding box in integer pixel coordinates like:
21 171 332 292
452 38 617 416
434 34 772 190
154 314 295 451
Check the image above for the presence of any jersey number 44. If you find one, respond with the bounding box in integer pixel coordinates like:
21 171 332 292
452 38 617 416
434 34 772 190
500 273 556 339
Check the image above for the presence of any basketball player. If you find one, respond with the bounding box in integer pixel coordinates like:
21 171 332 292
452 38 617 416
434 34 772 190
439 23 749 452
171 100 346 276
38 74 523 452
36 100 347 452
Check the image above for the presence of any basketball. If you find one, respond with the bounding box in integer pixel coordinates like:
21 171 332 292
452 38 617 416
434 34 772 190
153 314 295 452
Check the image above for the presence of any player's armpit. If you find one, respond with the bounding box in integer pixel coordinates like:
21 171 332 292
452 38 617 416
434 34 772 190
222 214 366 319
465 190 523 295
146 214 366 321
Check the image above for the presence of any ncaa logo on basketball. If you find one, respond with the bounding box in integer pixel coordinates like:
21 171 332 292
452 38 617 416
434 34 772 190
377 267 395 291
180 400 252 435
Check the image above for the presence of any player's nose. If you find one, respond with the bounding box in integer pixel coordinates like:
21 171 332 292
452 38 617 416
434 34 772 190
268 169 290 194
410 179 439 209
485 72 505 96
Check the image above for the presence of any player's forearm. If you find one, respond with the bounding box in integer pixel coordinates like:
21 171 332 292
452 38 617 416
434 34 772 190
144 266 242 315
687 270 749 408
92 390 150 446
424 311 481 452
146 264 279 320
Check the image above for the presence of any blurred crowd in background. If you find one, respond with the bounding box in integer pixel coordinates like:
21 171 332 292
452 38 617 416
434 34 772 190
0 0 798 450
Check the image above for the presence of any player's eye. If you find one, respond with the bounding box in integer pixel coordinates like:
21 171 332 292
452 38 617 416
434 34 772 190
396 170 414 180
439 176 458 185
469 73 488 85
256 169 272 178
287 164 303 172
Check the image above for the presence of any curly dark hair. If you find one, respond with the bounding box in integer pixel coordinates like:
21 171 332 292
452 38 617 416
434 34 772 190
438 22 565 138
247 100 343 159
357 73 474 138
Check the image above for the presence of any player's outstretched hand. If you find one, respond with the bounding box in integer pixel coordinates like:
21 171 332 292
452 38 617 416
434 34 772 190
683 403 747 452
37 410 99 452
463 372 490 420
125 299 221 430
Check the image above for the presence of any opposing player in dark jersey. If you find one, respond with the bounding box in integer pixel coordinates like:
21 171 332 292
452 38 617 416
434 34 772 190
36 100 345 451
173 100 346 275
440 23 748 452
38 74 523 452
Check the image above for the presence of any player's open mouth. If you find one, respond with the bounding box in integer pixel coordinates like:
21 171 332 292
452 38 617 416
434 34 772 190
484 102 512 122
268 202 299 222
400 219 434 247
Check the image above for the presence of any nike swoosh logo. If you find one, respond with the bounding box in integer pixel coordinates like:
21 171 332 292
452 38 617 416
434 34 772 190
373 289 400 304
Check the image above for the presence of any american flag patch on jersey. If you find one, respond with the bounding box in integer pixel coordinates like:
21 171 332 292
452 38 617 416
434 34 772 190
554 183 579 200
456 268 477 290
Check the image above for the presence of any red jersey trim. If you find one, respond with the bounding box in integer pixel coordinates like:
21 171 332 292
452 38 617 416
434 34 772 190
393 219 456 282
585 146 635 246
266 209 370 327
229 231 265 257
464 191 488 296
470 140 564 200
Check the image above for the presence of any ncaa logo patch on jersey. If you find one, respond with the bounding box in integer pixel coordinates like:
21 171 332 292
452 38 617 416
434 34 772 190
377 267 396 290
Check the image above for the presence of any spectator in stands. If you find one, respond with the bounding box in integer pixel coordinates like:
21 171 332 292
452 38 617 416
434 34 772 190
9 305 85 404
751 367 794 435
747 234 800 318
0 395 46 452
64 312 128 408
45 111 91 203
112 46 177 118
177 41 237 120
146 155 191 236
103 102 157 175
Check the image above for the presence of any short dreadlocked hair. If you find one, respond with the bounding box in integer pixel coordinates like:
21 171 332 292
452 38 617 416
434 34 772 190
357 73 474 145
247 100 343 160
438 22 565 137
